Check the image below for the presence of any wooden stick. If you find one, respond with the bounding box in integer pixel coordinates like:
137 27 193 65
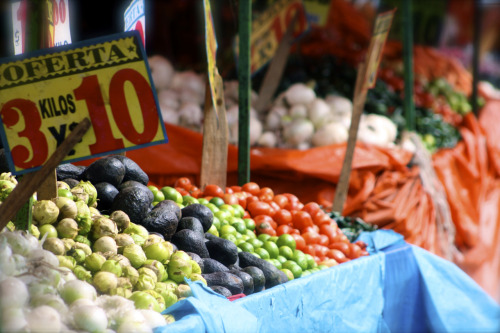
0 118 91 230
332 63 368 213
200 73 228 190
254 11 299 113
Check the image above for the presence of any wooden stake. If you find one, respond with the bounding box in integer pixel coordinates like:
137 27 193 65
332 63 368 213
200 73 228 190
0 118 91 230
254 11 300 113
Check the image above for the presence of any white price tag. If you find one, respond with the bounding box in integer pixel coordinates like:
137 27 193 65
52 0 72 46
11 0 26 55
124 0 146 46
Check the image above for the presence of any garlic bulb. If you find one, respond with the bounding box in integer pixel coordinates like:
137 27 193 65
283 119 314 147
284 83 316 106
148 56 174 90
312 122 348 146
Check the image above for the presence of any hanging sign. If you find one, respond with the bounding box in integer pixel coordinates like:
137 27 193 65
303 0 332 26
363 9 395 90
0 31 167 175
12 0 27 55
237 0 308 74
124 0 145 46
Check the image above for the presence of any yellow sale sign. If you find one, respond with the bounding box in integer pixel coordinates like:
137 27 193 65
0 31 167 175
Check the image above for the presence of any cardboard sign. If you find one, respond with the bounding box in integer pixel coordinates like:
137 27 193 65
303 0 332 26
237 0 308 74
203 0 222 113
0 31 167 175
12 0 27 55
124 0 145 46
363 9 395 90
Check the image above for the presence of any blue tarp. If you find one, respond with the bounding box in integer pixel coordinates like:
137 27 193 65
155 230 500 333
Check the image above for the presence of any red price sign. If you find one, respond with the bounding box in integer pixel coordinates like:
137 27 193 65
0 31 167 175
237 0 308 74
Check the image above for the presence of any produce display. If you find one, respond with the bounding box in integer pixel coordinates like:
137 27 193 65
0 229 171 332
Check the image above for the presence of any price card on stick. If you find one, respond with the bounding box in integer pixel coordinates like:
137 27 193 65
124 0 146 46
332 10 395 214
51 0 72 47
12 0 27 55
0 31 168 176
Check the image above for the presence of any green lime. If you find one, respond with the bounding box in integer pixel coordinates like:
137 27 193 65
220 225 237 236
209 197 225 208
280 268 294 281
231 204 245 218
305 254 317 270
318 264 329 270
219 204 235 216
147 185 158 193
301 270 312 277
240 235 250 241
277 234 296 251
228 216 244 225
152 201 159 207
238 242 255 253
212 216 221 230
232 221 247 234
244 218 256 231
278 246 294 260
234 239 246 246
294 255 309 271
268 236 278 243
234 232 243 240
282 260 302 279
153 191 165 202
182 195 198 206
262 241 279 259
197 198 209 205
221 233 237 243
257 234 271 242
203 203 219 213
219 219 229 228
247 238 263 250
160 186 183 204
255 248 270 259
58 188 73 199
245 229 257 239
293 249 307 262
271 259 282 269
39 225 57 238
252 252 261 259
207 224 219 237
215 210 231 222
277 255 288 264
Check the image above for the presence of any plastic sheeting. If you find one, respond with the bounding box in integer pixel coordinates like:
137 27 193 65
154 230 499 333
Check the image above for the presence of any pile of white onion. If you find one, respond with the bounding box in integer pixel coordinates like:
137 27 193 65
148 55 398 150
0 230 169 333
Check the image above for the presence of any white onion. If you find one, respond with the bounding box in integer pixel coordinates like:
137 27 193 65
325 94 353 115
138 309 167 328
284 83 316 106
157 89 180 110
30 294 69 320
283 119 314 146
71 304 108 333
0 231 37 256
171 71 205 96
148 55 174 90
179 88 204 105
96 295 136 330
257 132 277 148
12 253 28 275
289 104 308 119
0 277 29 309
26 305 62 333
60 279 97 305
1 307 28 332
27 248 60 267
160 105 180 125
312 122 349 146
308 98 333 128
250 117 263 146
178 102 203 126
116 310 152 333
265 106 287 130
226 105 239 126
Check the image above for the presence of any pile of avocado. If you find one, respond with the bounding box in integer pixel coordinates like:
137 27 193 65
57 156 288 297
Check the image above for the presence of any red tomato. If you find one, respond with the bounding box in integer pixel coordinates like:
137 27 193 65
269 201 281 214
327 249 348 263
302 202 321 218
203 184 224 198
304 245 316 256
302 231 321 245
313 244 329 258
348 243 362 259
223 193 239 206
258 187 274 198
290 228 301 235
242 182 260 195
277 225 293 236
360 250 370 257
318 234 330 247
328 242 350 257
292 211 313 231
313 212 333 226
258 224 277 236
355 240 368 250
283 193 299 203
174 177 191 189
254 215 277 230
273 195 289 209
274 209 292 226
319 224 338 244
225 187 234 194
246 196 259 207
229 185 242 193
175 187 188 196
291 234 306 251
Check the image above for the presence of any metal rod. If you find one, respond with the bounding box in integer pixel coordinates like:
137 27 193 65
471 0 481 116
237 0 251 185
402 0 415 130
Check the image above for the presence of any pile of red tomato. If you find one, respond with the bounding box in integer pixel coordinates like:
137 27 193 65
172 178 369 265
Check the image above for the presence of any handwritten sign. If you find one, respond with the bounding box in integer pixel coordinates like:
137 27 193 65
0 31 167 175
303 0 331 26
363 9 395 90
12 0 27 55
124 0 145 46
237 0 308 74
52 0 72 47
